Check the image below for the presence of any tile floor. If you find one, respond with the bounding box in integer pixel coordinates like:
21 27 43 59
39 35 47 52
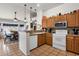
0 39 78 56
30 44 78 56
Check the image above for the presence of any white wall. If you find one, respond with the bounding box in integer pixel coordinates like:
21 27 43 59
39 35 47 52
0 5 24 20
44 3 79 17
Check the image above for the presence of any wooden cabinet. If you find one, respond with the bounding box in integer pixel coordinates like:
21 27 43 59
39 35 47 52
42 16 47 28
43 9 79 28
46 33 52 46
54 15 66 22
67 35 79 54
47 16 55 28
51 16 55 27
66 10 79 27
60 15 67 20
75 10 79 27
47 17 52 28
66 36 75 52
75 36 79 53
38 33 52 47
75 12 79 27
38 33 46 46
66 13 76 27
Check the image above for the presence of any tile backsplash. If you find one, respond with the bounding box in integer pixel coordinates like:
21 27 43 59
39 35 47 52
68 28 79 35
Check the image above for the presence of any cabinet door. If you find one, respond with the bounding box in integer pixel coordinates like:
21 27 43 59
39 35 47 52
42 16 47 28
66 14 76 27
46 37 52 46
46 33 52 46
30 35 37 50
54 16 58 22
75 37 79 53
38 34 45 46
47 17 53 28
75 11 79 27
60 15 67 21
54 15 66 22
66 36 75 52
51 16 55 28
47 16 55 28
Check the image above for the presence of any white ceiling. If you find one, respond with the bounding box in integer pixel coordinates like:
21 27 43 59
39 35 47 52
0 3 63 11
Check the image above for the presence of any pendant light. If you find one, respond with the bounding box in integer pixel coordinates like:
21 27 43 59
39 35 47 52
34 9 37 22
34 9 37 26
14 11 18 21
30 7 32 21
24 4 27 22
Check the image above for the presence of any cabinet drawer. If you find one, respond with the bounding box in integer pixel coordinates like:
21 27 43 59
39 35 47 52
67 36 74 39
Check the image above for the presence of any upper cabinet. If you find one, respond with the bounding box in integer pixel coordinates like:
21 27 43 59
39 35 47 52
60 15 67 21
42 9 79 28
66 13 76 27
42 16 55 28
42 16 47 28
66 10 79 27
75 10 79 27
47 16 55 28
54 15 66 22
51 16 55 28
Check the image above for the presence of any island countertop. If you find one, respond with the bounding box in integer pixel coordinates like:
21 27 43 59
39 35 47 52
30 32 45 36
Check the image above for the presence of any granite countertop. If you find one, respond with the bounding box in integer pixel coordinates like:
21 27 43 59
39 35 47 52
25 30 46 36
30 32 45 36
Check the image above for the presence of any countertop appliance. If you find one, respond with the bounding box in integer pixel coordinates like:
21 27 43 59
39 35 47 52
55 21 67 28
72 28 79 35
53 30 67 51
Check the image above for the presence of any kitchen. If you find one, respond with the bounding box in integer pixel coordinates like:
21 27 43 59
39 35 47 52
0 3 79 56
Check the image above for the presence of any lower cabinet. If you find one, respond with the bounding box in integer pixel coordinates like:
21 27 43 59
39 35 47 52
38 34 46 46
75 37 79 53
30 33 52 50
66 36 79 54
66 36 75 52
46 33 52 46
30 35 37 50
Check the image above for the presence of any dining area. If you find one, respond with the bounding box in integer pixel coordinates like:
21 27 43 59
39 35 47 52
2 29 18 44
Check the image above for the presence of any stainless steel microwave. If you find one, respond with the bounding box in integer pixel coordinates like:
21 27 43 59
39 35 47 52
55 21 67 28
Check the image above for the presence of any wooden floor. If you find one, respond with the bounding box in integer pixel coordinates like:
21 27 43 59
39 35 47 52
0 39 25 56
0 39 78 56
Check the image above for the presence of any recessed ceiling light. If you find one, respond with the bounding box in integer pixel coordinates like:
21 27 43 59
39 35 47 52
37 4 40 7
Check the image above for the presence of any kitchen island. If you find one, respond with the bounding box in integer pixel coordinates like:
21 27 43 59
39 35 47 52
18 30 45 55
19 31 30 55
